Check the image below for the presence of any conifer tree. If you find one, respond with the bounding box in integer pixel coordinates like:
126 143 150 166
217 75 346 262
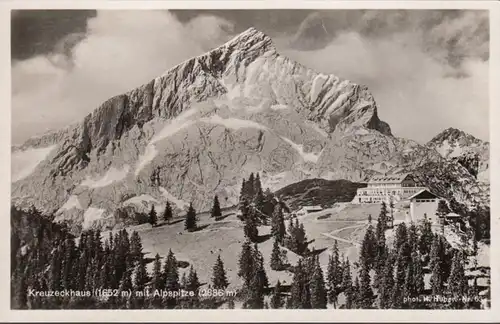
163 249 180 309
211 195 222 218
180 272 188 289
413 253 425 296
419 214 434 257
239 179 247 204
436 200 451 219
185 266 201 308
253 244 269 289
151 253 163 290
310 257 327 309
447 251 467 309
237 240 255 287
378 258 394 309
184 203 197 232
212 255 229 289
148 205 157 227
254 173 263 197
163 201 173 224
247 173 256 199
351 276 360 309
327 240 342 308
247 268 265 309
243 208 259 242
290 260 311 309
270 280 284 309
118 269 133 308
407 222 419 253
358 263 374 309
430 262 444 296
271 204 286 243
134 258 149 309
130 231 143 263
360 224 377 270
270 238 284 271
393 222 408 254
255 188 266 215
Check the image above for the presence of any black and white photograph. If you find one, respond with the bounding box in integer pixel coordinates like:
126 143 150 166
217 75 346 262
8 4 494 315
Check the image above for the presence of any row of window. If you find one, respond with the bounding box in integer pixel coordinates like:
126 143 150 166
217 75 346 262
414 199 436 203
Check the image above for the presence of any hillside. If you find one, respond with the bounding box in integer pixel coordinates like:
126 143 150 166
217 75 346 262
274 178 366 211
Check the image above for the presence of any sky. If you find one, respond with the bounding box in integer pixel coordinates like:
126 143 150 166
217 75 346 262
11 9 489 144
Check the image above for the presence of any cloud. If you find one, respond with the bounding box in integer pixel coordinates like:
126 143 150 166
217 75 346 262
12 10 234 144
282 10 489 143
12 10 489 144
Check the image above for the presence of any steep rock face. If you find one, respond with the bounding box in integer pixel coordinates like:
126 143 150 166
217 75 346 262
426 127 489 183
11 28 488 232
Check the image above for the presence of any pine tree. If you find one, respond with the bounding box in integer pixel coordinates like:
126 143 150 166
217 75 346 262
430 262 444 296
413 254 425 296
163 249 180 309
239 179 247 204
271 204 286 243
310 257 327 309
148 205 157 227
270 238 283 271
270 280 284 309
378 258 395 309
237 240 255 287
357 263 374 309
374 214 388 287
134 258 149 309
254 188 266 215
254 173 263 198
360 224 377 270
185 266 201 308
130 231 143 263
212 255 229 289
253 244 269 289
327 240 342 308
393 223 408 254
211 195 222 218
246 267 265 309
118 269 133 308
408 222 419 253
163 201 173 224
243 208 258 242
290 260 311 309
419 214 434 257
184 203 197 232
351 276 360 309
388 196 395 228
447 251 467 309
247 173 256 200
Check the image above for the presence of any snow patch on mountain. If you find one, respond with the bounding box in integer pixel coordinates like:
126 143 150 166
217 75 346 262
281 137 321 163
270 104 289 110
81 165 130 188
83 207 105 229
11 145 57 182
159 187 189 208
123 194 160 207
58 195 83 212
200 115 268 130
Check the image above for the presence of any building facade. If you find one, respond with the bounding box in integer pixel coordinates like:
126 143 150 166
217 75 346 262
408 189 440 223
352 173 427 204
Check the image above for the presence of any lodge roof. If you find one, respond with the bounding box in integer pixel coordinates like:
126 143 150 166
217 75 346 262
408 189 439 200
368 173 410 184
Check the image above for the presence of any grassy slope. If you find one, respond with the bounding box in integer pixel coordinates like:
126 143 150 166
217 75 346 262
109 202 401 292
274 179 367 211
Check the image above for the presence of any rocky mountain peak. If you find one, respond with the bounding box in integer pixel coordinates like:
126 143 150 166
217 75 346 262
428 127 486 147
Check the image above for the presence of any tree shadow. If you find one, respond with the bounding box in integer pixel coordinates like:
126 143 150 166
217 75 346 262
143 257 156 265
169 219 185 225
190 224 210 232
254 233 272 243
177 260 190 269
304 247 328 257
215 213 233 221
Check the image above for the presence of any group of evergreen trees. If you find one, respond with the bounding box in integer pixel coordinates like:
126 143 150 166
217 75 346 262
147 201 173 227
11 206 235 309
